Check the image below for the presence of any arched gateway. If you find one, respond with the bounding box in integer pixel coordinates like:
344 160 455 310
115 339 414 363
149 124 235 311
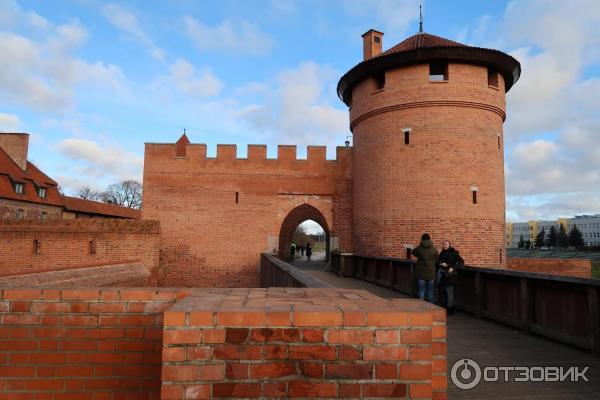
278 204 330 262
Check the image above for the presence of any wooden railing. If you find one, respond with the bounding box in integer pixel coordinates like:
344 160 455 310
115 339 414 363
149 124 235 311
331 252 600 354
259 253 334 288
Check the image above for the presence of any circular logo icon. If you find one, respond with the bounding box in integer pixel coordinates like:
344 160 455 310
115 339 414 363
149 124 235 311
450 358 482 390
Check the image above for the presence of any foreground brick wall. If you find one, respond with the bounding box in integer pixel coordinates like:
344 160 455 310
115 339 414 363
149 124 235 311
143 142 353 287
0 288 180 399
0 219 160 285
161 288 447 399
507 258 592 278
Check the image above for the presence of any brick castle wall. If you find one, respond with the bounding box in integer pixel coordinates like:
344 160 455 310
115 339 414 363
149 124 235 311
0 219 161 285
0 287 447 400
0 199 63 220
507 258 592 278
143 143 353 288
0 288 179 399
350 62 507 267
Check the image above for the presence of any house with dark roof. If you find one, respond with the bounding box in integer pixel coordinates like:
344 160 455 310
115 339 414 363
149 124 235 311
0 132 140 220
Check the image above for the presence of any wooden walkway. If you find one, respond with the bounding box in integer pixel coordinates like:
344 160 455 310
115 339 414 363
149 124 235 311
292 257 600 399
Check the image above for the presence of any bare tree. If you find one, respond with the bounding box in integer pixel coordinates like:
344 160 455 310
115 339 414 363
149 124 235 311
79 186 101 201
101 180 143 209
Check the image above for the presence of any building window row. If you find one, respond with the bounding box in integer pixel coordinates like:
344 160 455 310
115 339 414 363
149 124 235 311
10 180 48 198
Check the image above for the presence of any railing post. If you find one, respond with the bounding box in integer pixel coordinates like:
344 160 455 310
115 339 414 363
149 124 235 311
588 286 600 354
474 271 483 318
520 277 532 332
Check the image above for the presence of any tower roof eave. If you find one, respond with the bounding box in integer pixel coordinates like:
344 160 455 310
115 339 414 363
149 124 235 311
337 44 521 106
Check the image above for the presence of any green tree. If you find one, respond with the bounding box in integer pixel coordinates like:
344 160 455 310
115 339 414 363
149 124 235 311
518 235 525 249
535 228 546 249
568 224 585 249
557 223 569 248
546 225 557 248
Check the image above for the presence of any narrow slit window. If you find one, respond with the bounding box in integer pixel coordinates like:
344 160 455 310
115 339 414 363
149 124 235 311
404 131 410 145
429 61 448 81
488 67 498 87
497 135 501 149
375 71 385 90
406 248 411 259
34 239 41 255
89 240 97 255
235 192 239 204
472 191 478 204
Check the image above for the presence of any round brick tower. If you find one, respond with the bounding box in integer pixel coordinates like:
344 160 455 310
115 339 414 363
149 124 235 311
337 29 520 267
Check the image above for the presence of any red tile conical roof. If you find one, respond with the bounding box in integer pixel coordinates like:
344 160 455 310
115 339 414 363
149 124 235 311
378 32 467 57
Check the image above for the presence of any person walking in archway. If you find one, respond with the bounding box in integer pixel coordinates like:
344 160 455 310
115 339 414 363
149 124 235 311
306 243 312 262
412 233 438 303
290 242 296 261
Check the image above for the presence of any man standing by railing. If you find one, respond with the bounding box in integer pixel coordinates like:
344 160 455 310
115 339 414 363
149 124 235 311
412 233 438 303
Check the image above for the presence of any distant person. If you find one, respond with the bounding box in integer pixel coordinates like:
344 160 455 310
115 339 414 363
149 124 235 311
306 243 312 262
438 240 464 315
411 233 438 303
300 245 305 257
290 242 296 261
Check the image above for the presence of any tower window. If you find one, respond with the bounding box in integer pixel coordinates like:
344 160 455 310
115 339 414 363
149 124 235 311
429 62 448 81
235 192 239 204
497 135 501 149
375 71 385 89
488 67 499 87
374 36 380 43
403 128 411 145
470 186 479 204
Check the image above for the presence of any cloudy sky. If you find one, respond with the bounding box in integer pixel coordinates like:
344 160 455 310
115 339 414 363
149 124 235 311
0 0 599 222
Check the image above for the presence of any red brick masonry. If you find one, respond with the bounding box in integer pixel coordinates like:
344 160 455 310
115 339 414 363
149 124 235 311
0 288 446 399
161 288 447 399
507 258 592 278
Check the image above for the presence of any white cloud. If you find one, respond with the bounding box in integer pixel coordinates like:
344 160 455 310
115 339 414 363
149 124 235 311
102 4 165 61
0 12 129 113
183 16 274 55
343 0 421 35
0 113 21 131
235 62 348 146
56 138 143 192
167 59 223 98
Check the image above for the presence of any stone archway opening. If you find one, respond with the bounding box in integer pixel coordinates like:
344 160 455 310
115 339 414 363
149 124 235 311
278 204 330 262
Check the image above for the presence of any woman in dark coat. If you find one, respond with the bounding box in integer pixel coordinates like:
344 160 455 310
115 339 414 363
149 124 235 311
438 240 464 315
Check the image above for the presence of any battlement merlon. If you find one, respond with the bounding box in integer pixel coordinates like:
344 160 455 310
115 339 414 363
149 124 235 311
143 142 352 164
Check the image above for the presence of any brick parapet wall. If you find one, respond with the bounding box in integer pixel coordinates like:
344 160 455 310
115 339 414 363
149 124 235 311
161 288 447 399
507 258 592 278
0 288 181 400
0 219 161 284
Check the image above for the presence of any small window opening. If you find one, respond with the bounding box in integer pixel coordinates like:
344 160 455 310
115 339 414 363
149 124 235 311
374 36 380 43
472 191 478 204
40 212 47 220
403 128 411 145
34 239 41 255
429 61 448 81
406 248 411 259
16 209 24 219
488 67 498 87
89 240 97 255
13 182 24 194
235 192 239 204
497 135 501 149
375 71 385 89
37 187 46 198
